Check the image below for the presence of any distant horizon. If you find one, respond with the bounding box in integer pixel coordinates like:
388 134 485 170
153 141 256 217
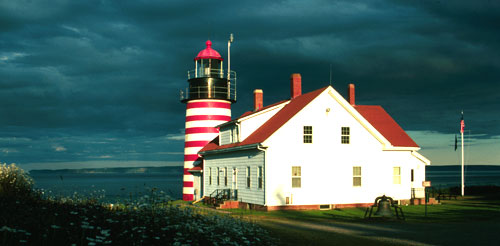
19 162 500 172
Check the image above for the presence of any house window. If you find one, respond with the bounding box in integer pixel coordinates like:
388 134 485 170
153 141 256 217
224 167 228 186
353 166 361 187
246 166 251 188
217 167 220 186
231 126 239 143
292 166 301 188
258 166 263 189
303 126 312 143
411 169 414 182
393 167 401 184
209 167 212 185
341 127 350 144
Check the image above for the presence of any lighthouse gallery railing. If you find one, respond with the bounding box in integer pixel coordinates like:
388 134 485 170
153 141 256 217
181 69 237 102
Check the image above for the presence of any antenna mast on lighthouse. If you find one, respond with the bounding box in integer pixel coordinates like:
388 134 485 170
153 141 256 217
227 33 234 100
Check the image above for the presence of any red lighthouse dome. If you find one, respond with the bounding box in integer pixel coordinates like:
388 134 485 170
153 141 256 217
195 40 223 61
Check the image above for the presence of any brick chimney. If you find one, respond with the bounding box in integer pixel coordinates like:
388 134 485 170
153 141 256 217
348 83 355 105
290 73 302 99
254 89 263 111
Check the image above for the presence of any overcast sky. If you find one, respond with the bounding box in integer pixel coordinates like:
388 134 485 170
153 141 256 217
1 0 499 170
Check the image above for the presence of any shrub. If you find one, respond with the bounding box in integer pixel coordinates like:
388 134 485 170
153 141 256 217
0 163 34 197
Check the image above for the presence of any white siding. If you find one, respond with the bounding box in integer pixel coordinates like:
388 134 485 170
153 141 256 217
220 127 231 145
263 87 427 206
239 103 287 141
220 124 239 145
204 150 265 205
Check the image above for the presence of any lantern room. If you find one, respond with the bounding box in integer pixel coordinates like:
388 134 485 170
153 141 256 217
182 40 237 103
194 40 224 78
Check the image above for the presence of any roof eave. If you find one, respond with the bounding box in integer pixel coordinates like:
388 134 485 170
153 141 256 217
411 151 431 165
382 146 421 151
239 101 290 121
199 143 263 155
217 120 239 128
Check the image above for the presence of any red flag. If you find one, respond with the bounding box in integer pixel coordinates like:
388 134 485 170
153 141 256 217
460 112 465 133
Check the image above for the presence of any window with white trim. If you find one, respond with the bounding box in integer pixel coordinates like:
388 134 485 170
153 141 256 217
217 167 220 186
341 127 350 144
353 166 361 187
224 167 228 186
258 166 263 189
231 126 239 143
246 166 251 188
303 126 312 143
292 166 301 188
393 167 401 184
209 167 212 185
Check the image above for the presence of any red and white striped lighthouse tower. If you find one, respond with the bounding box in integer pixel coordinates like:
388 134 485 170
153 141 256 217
181 39 236 201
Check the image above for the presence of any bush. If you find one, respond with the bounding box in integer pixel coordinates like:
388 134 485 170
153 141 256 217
0 163 34 197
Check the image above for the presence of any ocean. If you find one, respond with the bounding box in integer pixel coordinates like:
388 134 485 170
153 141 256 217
29 166 184 202
29 165 500 201
426 165 500 188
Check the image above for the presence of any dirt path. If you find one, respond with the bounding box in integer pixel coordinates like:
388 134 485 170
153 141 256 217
254 216 500 246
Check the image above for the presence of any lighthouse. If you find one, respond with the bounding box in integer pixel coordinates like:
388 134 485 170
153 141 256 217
181 39 236 201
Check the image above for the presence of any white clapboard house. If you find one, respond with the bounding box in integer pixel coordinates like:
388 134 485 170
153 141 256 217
193 73 430 210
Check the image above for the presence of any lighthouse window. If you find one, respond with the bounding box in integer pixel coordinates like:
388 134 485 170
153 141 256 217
303 126 313 143
341 127 350 144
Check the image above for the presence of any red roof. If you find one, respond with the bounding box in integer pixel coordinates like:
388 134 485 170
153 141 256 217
238 100 289 119
200 87 328 152
355 105 419 148
195 40 223 61
200 87 419 153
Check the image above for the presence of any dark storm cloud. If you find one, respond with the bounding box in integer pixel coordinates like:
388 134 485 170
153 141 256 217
0 0 499 166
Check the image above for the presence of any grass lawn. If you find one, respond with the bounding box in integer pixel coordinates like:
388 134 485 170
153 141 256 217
223 193 500 246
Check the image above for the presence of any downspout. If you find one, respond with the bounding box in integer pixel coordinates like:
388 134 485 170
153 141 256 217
257 145 267 206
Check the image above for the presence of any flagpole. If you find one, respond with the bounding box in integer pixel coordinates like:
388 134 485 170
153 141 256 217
461 110 464 197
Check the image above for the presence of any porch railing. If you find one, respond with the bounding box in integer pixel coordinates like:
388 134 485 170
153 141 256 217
204 189 237 207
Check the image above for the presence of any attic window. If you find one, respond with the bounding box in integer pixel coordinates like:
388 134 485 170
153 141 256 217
303 126 312 143
220 124 239 145
231 125 239 143
341 127 350 144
